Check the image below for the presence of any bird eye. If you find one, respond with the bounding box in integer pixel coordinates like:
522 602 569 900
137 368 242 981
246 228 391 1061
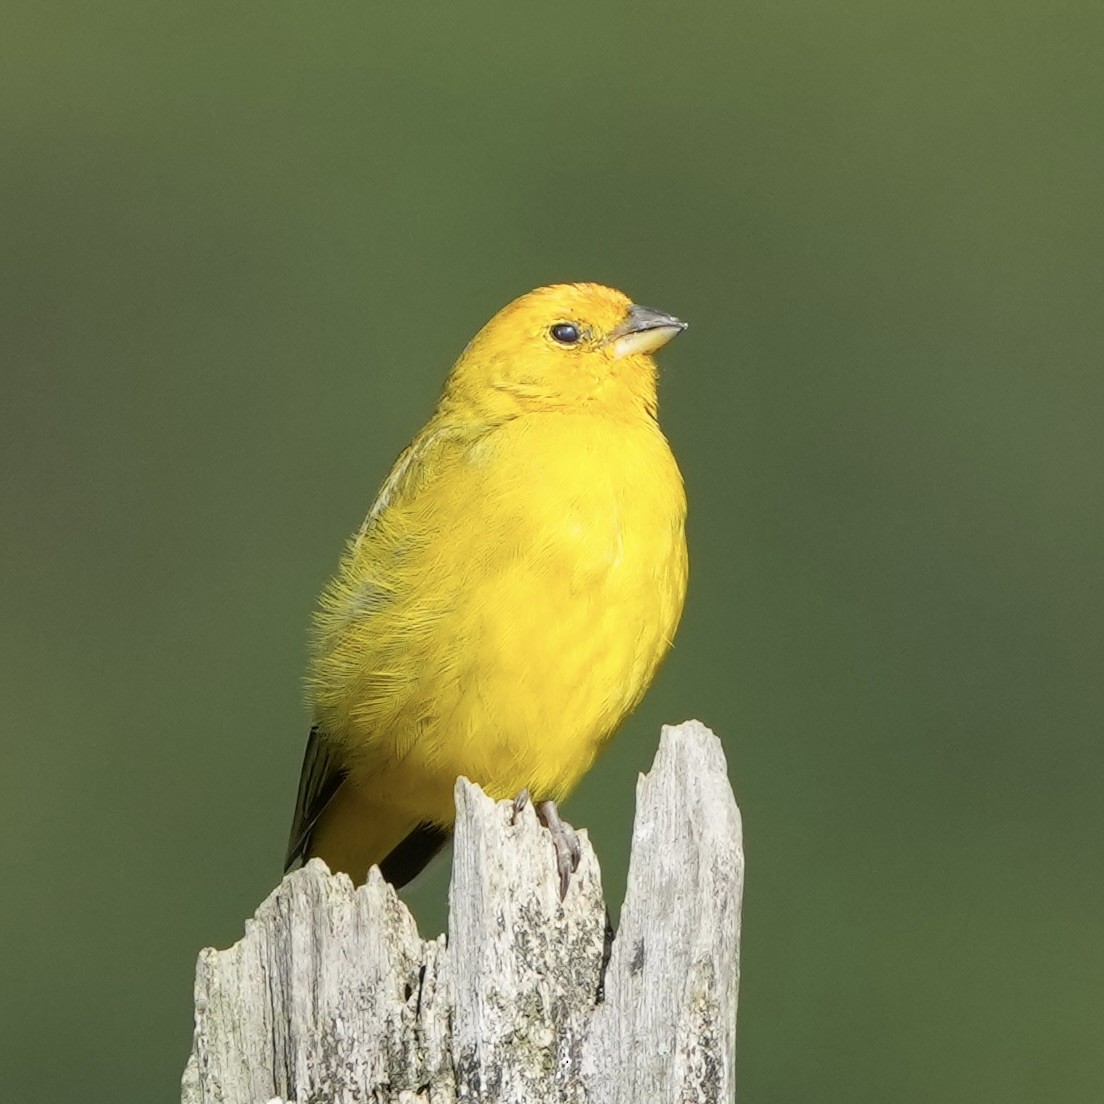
550 322 581 345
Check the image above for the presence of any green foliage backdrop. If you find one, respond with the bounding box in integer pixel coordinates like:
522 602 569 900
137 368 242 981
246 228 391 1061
2 3 1102 1101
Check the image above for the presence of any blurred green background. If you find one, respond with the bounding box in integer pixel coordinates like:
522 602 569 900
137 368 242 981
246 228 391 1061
2 2 1102 1100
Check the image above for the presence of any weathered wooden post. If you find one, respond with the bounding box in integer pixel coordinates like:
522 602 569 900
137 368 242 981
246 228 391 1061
181 720 743 1103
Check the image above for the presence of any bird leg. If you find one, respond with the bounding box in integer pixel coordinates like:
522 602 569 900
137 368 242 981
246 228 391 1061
537 798 581 900
511 789 581 898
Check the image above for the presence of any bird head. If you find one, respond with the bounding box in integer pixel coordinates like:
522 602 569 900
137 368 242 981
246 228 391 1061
442 283 686 421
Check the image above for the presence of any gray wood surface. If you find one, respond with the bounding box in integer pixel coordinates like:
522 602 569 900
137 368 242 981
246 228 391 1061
181 720 743 1104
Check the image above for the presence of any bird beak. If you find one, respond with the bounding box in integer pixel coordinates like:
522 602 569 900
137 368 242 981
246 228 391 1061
607 304 688 359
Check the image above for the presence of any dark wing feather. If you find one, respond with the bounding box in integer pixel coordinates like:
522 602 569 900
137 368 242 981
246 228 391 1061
284 725 348 871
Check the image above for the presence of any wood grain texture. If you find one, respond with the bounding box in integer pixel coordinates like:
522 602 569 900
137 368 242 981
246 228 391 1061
181 720 743 1104
582 721 744 1103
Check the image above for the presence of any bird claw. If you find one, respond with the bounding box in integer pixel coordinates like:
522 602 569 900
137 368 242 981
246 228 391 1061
537 799 581 901
511 790 580 899
512 787 531 822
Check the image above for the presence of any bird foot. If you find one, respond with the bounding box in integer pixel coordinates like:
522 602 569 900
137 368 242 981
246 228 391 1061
512 787 532 822
510 789 581 899
537 799 581 900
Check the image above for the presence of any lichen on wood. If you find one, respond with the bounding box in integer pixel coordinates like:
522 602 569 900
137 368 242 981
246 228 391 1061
181 720 743 1104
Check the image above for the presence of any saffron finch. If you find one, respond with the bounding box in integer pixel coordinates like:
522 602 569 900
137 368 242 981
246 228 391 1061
285 282 688 894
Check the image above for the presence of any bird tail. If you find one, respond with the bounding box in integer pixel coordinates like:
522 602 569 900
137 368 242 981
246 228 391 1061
305 784 449 888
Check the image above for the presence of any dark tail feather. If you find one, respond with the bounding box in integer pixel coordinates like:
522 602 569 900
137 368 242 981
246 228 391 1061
379 823 451 888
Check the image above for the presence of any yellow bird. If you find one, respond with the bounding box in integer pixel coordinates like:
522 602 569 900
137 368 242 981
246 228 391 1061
285 282 688 895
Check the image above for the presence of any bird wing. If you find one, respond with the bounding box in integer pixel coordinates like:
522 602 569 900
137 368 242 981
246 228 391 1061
284 725 348 871
288 419 498 875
